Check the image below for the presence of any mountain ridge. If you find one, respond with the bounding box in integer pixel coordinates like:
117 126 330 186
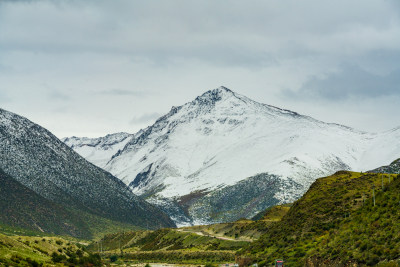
0 108 175 236
63 86 400 226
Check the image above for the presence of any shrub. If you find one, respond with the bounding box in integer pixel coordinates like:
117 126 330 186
110 255 118 262
51 252 66 263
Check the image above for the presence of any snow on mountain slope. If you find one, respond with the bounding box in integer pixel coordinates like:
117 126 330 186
64 87 400 226
358 127 400 170
63 133 134 168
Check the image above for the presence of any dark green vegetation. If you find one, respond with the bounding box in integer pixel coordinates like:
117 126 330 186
0 108 174 239
0 233 101 266
240 170 400 266
88 228 248 264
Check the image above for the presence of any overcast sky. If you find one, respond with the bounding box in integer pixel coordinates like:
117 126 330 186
1 0 400 137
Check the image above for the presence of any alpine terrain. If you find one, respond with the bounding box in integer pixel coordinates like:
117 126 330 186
0 108 175 238
64 86 400 226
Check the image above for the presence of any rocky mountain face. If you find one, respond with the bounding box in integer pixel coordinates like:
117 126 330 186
64 87 400 226
0 108 175 236
369 158 400 174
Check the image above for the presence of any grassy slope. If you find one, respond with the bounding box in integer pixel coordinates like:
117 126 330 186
307 172 400 266
241 171 400 266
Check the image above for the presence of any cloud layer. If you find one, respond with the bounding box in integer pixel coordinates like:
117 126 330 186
0 0 399 136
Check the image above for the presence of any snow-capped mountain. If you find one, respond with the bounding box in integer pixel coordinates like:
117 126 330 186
0 108 175 233
64 87 400 226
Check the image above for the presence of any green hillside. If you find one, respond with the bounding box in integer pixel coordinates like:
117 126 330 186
240 171 400 266
306 172 400 266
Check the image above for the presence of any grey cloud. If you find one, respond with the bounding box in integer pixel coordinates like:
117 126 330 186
130 113 161 125
284 64 400 100
1 0 399 69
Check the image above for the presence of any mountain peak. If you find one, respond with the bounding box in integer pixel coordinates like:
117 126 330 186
203 86 235 97
194 86 237 106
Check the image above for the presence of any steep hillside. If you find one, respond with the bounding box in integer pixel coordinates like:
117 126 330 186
306 173 400 266
0 108 175 236
240 170 400 266
64 86 400 226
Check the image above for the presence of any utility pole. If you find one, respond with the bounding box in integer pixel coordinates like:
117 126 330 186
373 185 376 207
362 193 365 206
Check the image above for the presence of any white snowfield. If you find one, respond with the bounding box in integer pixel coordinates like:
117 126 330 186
62 132 134 168
64 86 400 214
